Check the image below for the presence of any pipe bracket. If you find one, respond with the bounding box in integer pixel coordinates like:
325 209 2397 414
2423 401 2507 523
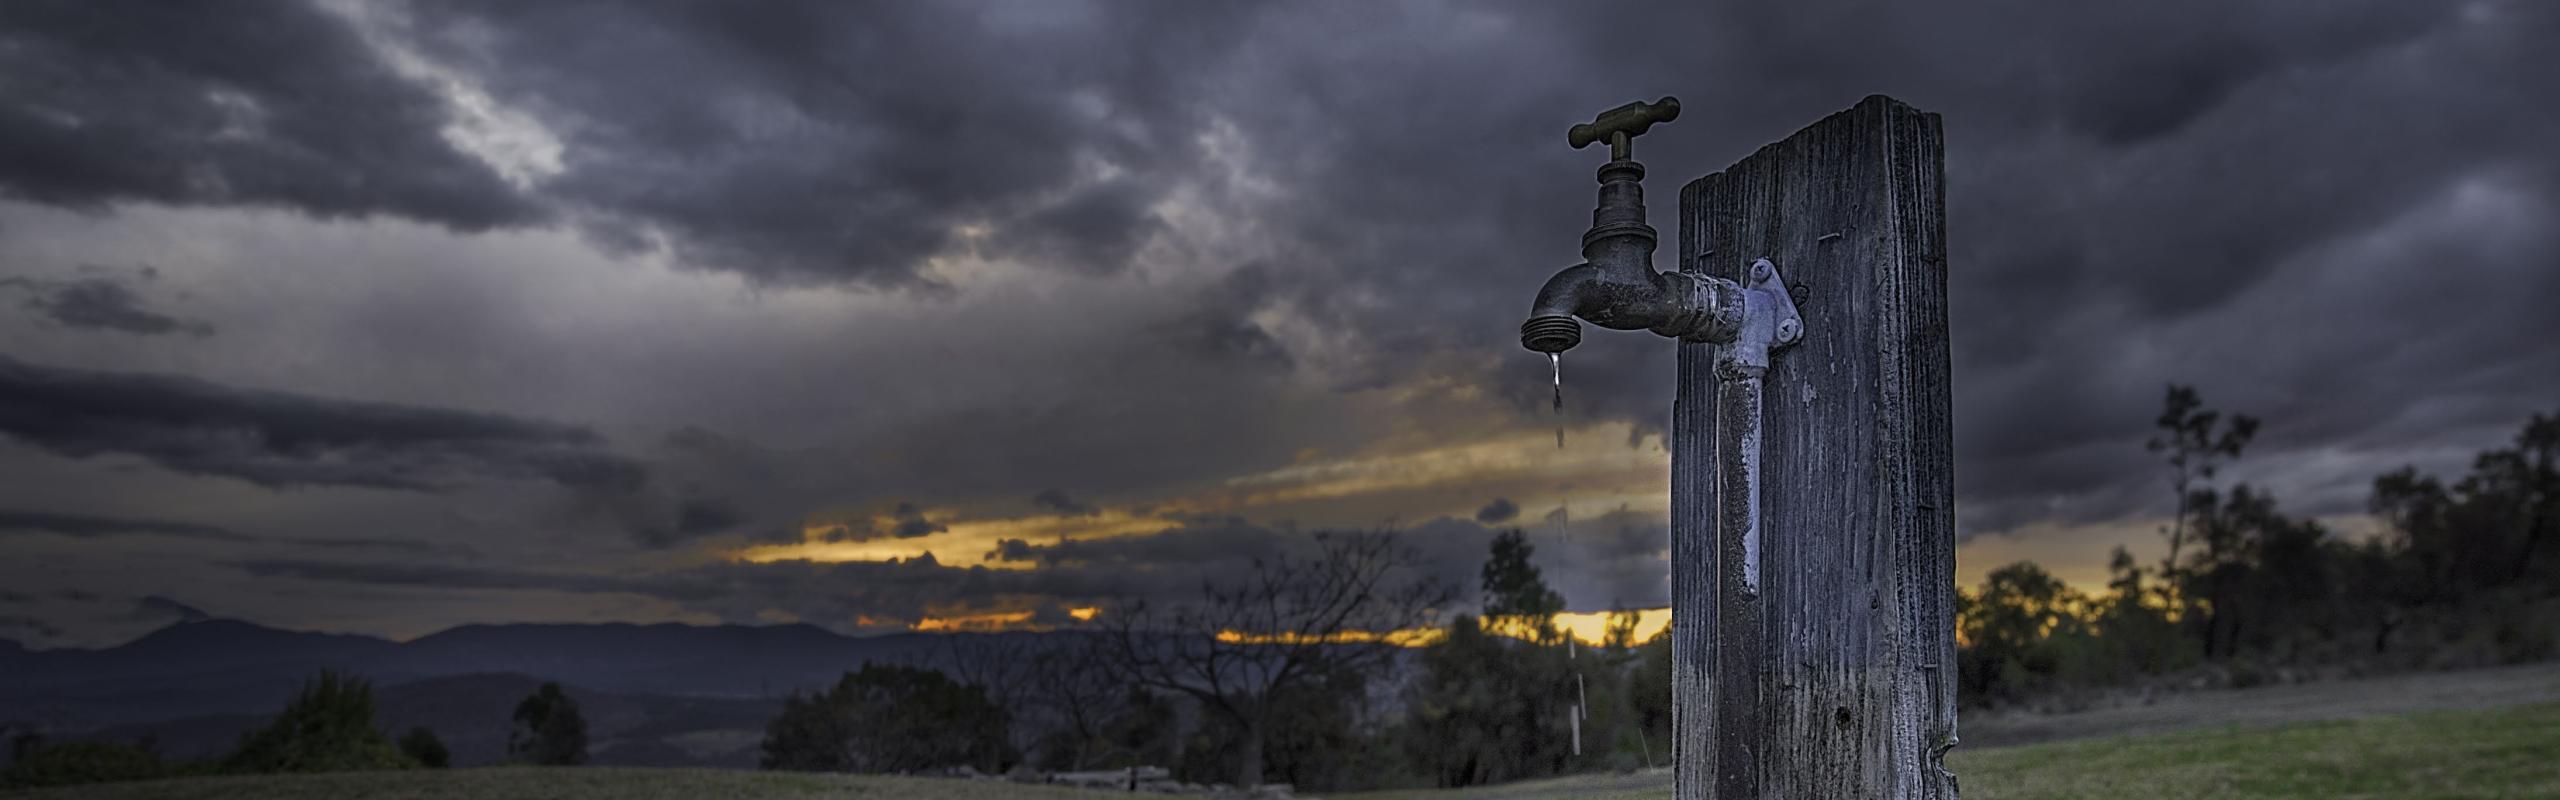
1711 258 1802 379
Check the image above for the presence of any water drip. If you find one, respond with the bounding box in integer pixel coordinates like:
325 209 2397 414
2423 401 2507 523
1554 492 1570 550
1551 352 1565 450
1543 349 1587 761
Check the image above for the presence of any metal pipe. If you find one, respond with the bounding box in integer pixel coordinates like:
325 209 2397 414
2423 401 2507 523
1717 369 1765 599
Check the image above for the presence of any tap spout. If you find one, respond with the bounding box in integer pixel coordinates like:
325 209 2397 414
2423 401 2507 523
1521 262 1725 353
1521 158 1734 353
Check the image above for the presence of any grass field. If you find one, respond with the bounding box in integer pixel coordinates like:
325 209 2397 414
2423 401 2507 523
1336 702 2560 800
7 767 1127 799
1953 702 2560 799
20 700 2560 799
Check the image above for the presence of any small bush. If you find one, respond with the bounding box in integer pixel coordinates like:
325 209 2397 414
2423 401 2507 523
224 671 418 774
760 663 1012 774
509 682 590 766
398 726 451 768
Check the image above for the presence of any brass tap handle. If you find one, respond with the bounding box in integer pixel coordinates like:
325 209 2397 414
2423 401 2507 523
1568 97 1680 161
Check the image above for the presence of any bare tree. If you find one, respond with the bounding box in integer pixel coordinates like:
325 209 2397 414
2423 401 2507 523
939 633 1038 712
1025 642 1124 770
1095 531 1451 788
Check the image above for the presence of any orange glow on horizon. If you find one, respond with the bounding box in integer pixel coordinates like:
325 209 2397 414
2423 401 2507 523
1552 607 1671 646
717 420 1673 570
911 609 1036 632
729 504 1217 568
894 605 1674 648
1214 627 1446 647
1183 608 1675 649
906 605 1106 633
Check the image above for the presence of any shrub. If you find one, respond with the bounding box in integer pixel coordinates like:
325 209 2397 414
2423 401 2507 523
224 671 417 774
398 726 451 768
509 683 589 766
760 663 1013 774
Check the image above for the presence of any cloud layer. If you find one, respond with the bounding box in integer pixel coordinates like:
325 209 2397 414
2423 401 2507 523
0 0 2553 645
0 354 645 493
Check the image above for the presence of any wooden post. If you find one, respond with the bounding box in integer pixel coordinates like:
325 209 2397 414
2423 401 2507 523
1670 95 1956 798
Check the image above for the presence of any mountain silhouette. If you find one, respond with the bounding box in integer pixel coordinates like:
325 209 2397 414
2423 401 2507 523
2 617 1057 736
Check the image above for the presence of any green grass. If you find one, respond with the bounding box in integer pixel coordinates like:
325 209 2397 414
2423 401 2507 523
1333 770 1675 800
17 703 2559 799
1341 702 2560 800
8 766 1128 799
1956 702 2560 799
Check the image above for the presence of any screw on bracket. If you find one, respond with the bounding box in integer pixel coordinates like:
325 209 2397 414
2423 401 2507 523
1712 258 1803 378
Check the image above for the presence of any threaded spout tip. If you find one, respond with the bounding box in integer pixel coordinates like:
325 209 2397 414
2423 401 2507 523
1521 315 1582 353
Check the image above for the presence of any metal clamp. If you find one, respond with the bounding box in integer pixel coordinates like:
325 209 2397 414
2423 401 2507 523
1703 258 1799 598
1712 258 1802 378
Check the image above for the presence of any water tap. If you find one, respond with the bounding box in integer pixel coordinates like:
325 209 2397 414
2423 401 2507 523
1520 97 1800 367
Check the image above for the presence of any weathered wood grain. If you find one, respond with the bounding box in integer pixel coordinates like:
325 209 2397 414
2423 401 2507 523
1671 95 1955 799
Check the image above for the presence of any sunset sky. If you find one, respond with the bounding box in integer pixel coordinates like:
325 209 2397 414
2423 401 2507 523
3 0 2554 648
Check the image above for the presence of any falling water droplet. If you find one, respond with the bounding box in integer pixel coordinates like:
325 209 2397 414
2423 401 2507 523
1556 493 1570 548
1551 352 1565 450
1550 353 1563 411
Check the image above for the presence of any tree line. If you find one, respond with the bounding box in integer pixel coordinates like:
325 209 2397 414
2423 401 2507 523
757 528 1666 792
3 673 588 788
1957 387 2559 707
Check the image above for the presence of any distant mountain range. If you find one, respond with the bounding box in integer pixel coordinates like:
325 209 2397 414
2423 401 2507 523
0 618 1070 767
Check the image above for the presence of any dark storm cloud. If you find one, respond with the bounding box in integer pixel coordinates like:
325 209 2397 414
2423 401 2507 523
1029 489 1099 517
0 273 212 337
1172 0 2560 532
797 499 949 544
281 536 477 558
986 517 1292 568
0 1 2540 542
0 509 253 542
4 0 2556 643
634 426 829 546
674 497 746 537
131 595 210 623
1675 0 2556 529
0 354 646 493
0 615 65 639
234 553 1049 629
236 558 698 600
663 426 787 484
1152 264 1295 368
888 501 945 539
0 0 538 228
0 507 481 558
395 0 1260 287
1475 498 1520 525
